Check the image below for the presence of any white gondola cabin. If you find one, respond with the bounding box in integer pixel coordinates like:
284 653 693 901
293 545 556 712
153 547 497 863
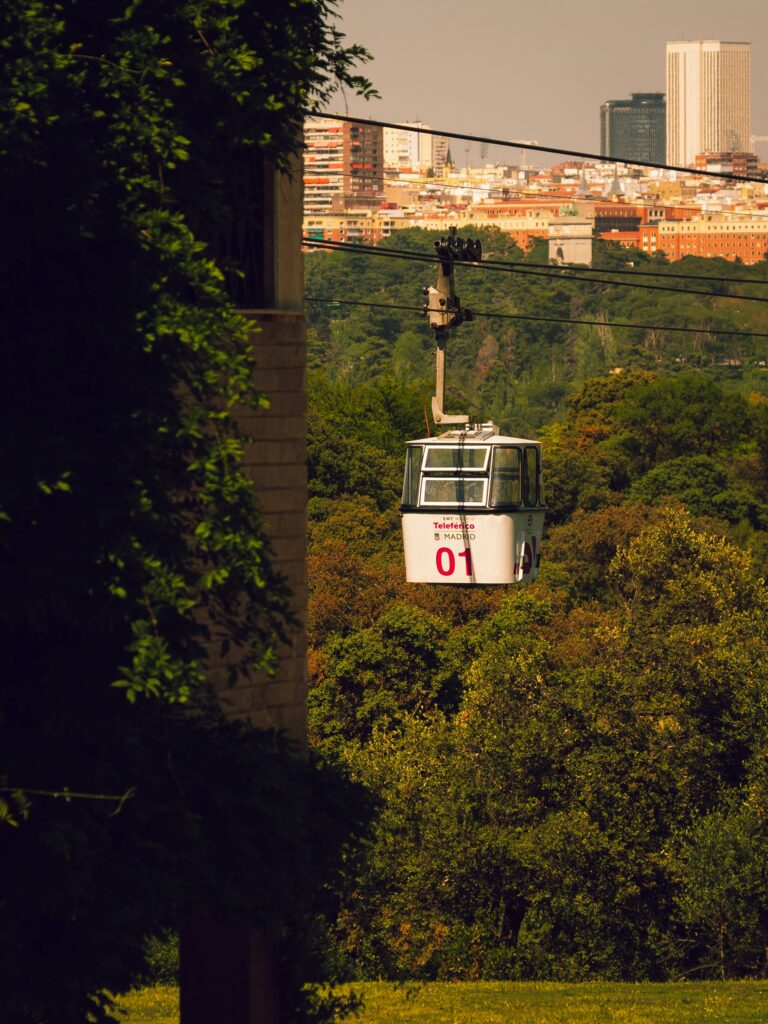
401 424 545 585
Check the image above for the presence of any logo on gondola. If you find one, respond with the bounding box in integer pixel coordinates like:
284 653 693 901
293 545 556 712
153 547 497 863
522 541 533 575
514 537 536 578
434 532 441 540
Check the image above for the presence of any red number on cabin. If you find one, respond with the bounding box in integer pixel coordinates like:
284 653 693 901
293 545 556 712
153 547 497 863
436 548 472 577
436 548 455 576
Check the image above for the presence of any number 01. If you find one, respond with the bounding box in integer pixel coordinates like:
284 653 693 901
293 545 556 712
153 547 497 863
436 547 472 577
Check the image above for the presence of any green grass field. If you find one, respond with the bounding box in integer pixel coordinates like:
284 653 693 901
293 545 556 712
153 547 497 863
116 980 768 1023
115 985 178 1023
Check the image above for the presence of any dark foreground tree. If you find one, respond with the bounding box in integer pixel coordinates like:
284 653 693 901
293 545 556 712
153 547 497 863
0 2 373 1020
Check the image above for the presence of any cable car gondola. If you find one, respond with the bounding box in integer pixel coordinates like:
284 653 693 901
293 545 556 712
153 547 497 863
401 425 545 584
400 229 545 585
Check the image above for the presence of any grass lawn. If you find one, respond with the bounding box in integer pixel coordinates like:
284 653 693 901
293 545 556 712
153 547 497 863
114 985 178 1023
338 981 768 1023
116 980 768 1023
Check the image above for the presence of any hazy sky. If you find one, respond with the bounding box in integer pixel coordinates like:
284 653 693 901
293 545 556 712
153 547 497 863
330 0 768 165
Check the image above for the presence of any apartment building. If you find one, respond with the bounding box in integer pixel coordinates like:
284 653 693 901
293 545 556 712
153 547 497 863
640 216 768 262
304 207 405 244
304 118 384 214
694 151 760 176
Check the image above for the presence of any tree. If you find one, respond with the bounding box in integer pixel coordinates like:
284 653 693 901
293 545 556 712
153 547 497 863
614 375 752 470
674 805 768 978
309 603 459 755
629 455 768 527
0 1 374 1020
543 501 653 602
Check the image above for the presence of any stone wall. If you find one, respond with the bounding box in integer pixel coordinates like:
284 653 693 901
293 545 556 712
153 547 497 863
213 309 308 747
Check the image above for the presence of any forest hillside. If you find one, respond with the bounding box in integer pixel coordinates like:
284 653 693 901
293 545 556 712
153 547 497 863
305 232 768 983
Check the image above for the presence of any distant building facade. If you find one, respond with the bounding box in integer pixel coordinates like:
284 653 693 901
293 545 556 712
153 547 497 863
304 207 405 244
383 121 430 170
600 93 666 164
303 117 383 214
694 151 759 176
666 40 751 166
641 216 768 263
382 121 449 175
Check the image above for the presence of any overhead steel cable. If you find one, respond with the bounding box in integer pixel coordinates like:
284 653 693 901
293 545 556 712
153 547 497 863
303 238 768 305
306 236 768 286
304 295 768 339
313 112 768 187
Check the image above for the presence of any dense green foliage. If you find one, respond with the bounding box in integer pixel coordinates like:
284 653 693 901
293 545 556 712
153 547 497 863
305 244 768 983
305 229 768 434
0 2 373 1022
2 0 373 707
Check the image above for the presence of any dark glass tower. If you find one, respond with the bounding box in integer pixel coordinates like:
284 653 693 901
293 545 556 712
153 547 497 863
600 92 666 163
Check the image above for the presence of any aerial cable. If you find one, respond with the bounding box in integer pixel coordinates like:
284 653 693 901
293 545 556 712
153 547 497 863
304 237 768 301
303 238 768 304
306 236 768 287
304 295 768 340
311 112 768 187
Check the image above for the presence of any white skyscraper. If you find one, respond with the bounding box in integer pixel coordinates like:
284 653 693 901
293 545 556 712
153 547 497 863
666 40 751 166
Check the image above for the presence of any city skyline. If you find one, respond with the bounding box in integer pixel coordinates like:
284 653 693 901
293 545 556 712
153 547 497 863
332 0 768 167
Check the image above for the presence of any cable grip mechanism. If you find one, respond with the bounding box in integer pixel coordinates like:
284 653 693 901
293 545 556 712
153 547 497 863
423 228 481 425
